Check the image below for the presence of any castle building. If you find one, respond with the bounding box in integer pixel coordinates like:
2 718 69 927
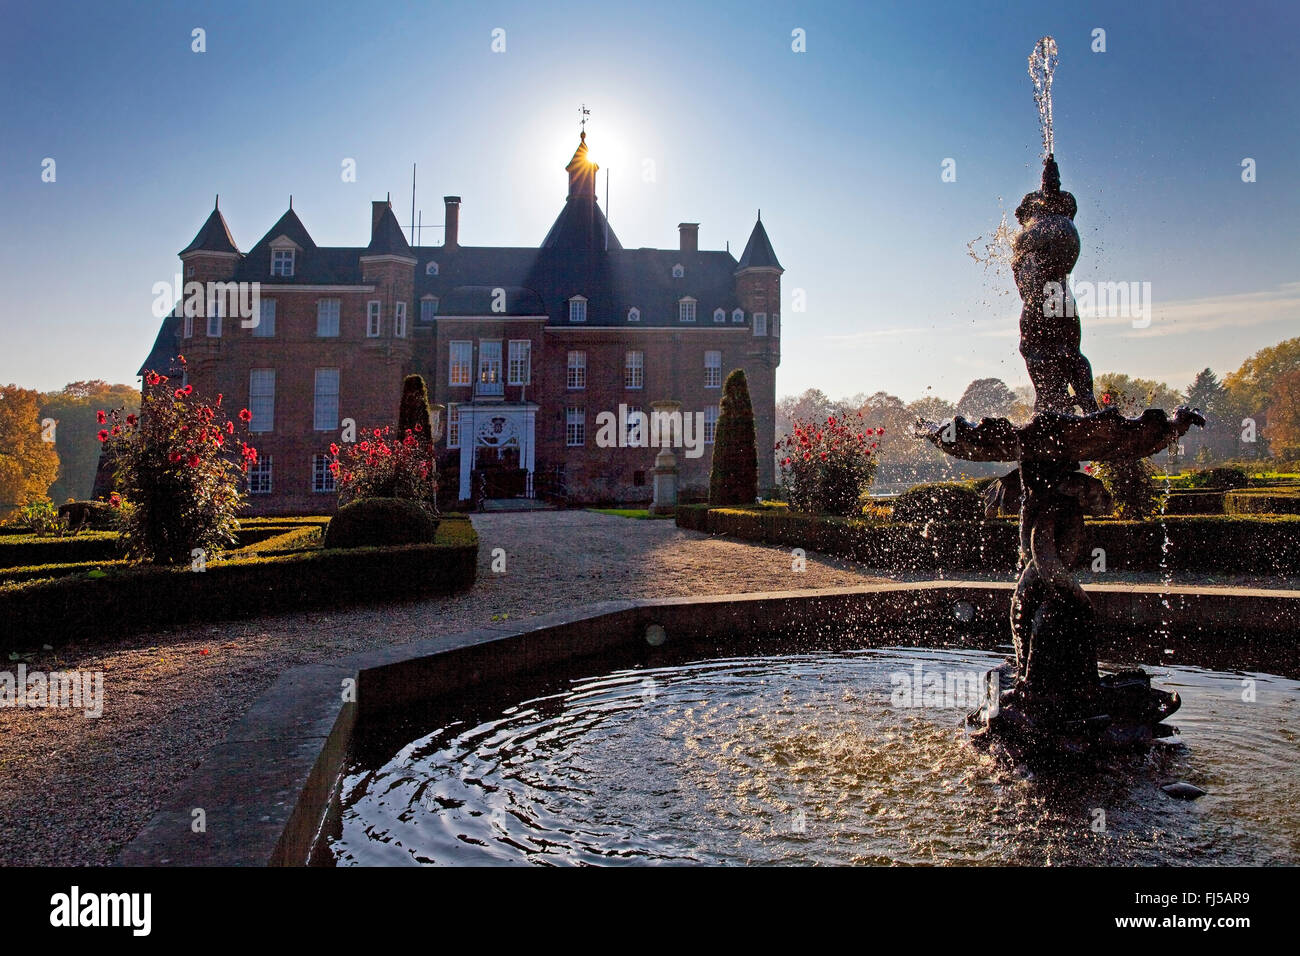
138 132 782 513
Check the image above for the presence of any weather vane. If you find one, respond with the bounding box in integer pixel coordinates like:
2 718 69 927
579 103 590 137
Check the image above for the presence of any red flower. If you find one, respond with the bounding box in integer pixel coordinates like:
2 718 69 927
215 393 223 407
329 443 340 456
373 428 382 438
183 384 193 395
97 429 109 442
175 388 185 398
126 414 137 426
111 425 121 436
177 354 186 364
96 410 107 424
238 408 252 422
108 492 122 508
199 648 210 656
187 455 201 468
145 371 161 386
226 421 234 434
414 423 422 432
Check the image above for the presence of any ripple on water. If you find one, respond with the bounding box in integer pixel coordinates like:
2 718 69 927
327 648 1300 866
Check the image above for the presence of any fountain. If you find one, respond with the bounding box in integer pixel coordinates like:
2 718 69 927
918 38 1205 755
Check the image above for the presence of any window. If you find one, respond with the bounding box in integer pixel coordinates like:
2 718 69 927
566 406 585 447
312 454 335 493
704 406 719 444
704 350 722 388
183 313 194 338
447 404 460 448
478 340 502 395
449 341 472 386
732 308 744 324
508 340 531 385
253 298 276 337
316 299 340 337
754 312 768 336
679 298 696 323
366 300 382 337
566 350 586 389
313 368 339 431
272 249 294 277
772 312 780 337
395 301 407 338
420 296 439 322
249 369 275 433
248 455 272 494
672 264 684 278
627 307 640 323
206 295 223 337
569 296 587 323
425 261 439 276
626 406 646 445
713 308 725 324
624 350 644 389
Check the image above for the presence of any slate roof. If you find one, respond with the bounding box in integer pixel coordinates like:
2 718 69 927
366 203 415 258
137 312 183 377
736 216 783 271
180 205 240 256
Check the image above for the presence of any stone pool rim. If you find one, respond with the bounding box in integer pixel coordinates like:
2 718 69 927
116 581 1300 867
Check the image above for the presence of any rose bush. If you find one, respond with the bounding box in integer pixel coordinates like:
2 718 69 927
329 425 438 511
777 412 882 515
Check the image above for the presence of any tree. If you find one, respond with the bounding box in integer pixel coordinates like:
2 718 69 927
1265 367 1300 457
1223 336 1300 418
397 374 434 439
710 369 758 505
40 380 140 502
1093 372 1182 416
0 385 60 520
956 378 1018 419
1183 368 1224 416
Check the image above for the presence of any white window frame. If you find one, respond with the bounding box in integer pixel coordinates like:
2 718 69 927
672 263 684 278
366 300 382 337
713 308 725 324
311 454 335 493
624 350 644 390
566 350 587 390
316 298 340 337
565 406 585 447
248 455 272 494
754 312 768 336
206 296 223 337
478 340 503 391
569 295 587 323
395 301 407 338
449 341 472 387
508 340 531 385
704 406 719 444
679 298 696 323
183 313 194 338
249 368 275 433
425 261 439 276
627 307 640 323
253 298 276 337
704 350 722 389
272 249 295 278
313 368 339 432
447 404 460 449
732 308 744 324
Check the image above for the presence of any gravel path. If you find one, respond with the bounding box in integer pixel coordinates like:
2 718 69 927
0 510 1294 866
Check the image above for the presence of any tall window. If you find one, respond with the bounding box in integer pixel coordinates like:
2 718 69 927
395 301 407 338
249 369 275 433
449 341 472 386
316 299 340 337
704 406 719 444
312 454 335 493
447 404 460 448
313 368 339 431
713 308 725 324
566 406 585 446
732 308 744 324
626 406 646 445
206 296 223 337
508 340 531 385
569 296 587 323
772 312 780 337
420 296 439 322
248 455 272 494
566 350 587 389
253 298 276 337
272 249 294 277
478 340 502 394
183 313 193 338
754 312 768 336
366 300 382 337
679 298 696 323
624 350 644 389
704 350 722 388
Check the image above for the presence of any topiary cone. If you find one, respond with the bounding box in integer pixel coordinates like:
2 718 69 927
710 368 759 505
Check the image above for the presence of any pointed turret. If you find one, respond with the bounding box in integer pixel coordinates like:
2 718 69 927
365 200 415 258
736 212 782 273
180 198 240 256
566 130 598 200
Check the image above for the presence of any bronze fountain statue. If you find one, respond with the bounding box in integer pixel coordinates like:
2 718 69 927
917 39 1204 755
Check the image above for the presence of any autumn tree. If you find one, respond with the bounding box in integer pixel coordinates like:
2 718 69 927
40 380 141 502
1265 368 1300 457
0 385 60 520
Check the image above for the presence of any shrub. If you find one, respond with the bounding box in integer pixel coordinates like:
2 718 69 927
777 411 882 515
397 374 436 440
20 498 68 537
1187 466 1249 489
58 500 120 532
891 482 984 523
330 426 438 509
324 497 439 549
709 369 759 505
1089 459 1157 519
1224 489 1300 515
98 361 257 565
1159 490 1225 515
0 532 121 569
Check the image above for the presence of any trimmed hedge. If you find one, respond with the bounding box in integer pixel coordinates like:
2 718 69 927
0 517 478 648
0 533 121 569
891 482 985 523
1225 489 1300 516
679 506 1300 575
1187 467 1249 490
231 525 323 555
1159 490 1225 515
324 498 439 549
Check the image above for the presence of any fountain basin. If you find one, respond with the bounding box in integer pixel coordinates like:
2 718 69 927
117 583 1300 866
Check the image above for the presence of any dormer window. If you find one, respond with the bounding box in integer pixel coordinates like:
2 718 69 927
732 308 745 324
713 308 725 324
627 307 640 323
672 264 685 278
272 249 295 277
569 296 587 323
679 298 696 323
425 261 439 276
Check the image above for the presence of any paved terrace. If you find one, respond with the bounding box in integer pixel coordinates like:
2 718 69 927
0 510 1295 865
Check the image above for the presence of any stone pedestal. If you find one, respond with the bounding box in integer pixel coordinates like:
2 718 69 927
650 400 681 515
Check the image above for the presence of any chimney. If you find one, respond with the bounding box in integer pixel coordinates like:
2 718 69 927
678 222 699 253
444 196 461 249
370 200 388 236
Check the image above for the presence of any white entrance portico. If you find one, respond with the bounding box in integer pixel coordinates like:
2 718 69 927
457 403 539 501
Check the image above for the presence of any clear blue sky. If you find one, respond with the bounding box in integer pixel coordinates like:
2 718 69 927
2 0 1297 403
